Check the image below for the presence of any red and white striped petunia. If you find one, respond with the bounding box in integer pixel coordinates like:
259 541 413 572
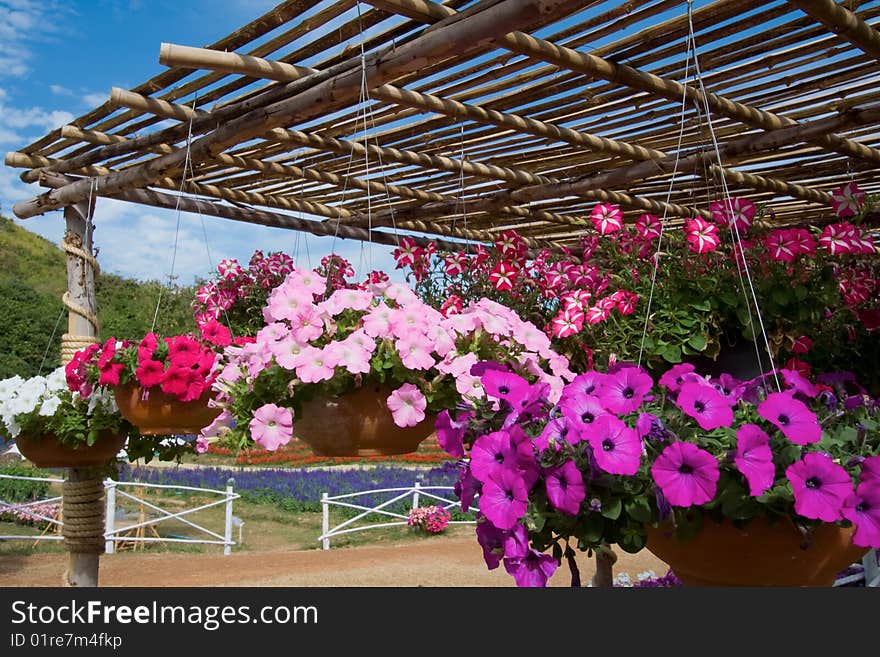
710 197 755 233
764 229 798 263
830 182 866 219
590 203 624 235
494 230 528 258
818 222 858 255
634 213 662 240
685 218 720 253
393 236 423 267
550 306 584 338
489 261 519 291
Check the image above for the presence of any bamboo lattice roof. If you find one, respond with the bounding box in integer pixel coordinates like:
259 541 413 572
6 0 880 251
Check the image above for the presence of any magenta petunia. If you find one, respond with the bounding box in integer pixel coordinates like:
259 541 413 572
757 391 821 445
676 382 734 430
583 415 642 475
435 409 471 458
841 483 880 549
651 442 720 507
559 393 610 436
658 363 696 393
481 369 531 408
860 456 880 485
502 522 530 560
597 366 653 414
475 517 505 569
455 465 481 513
470 429 534 485
785 453 852 522
534 416 580 451
563 371 607 399
780 369 819 399
711 373 744 406
544 459 586 515
479 469 529 530
504 549 558 587
734 424 775 497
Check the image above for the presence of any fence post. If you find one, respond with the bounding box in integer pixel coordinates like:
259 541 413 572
104 479 116 555
412 480 421 510
224 478 234 556
321 493 330 550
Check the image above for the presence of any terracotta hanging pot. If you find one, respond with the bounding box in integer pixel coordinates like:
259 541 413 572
294 384 436 457
15 431 126 469
645 516 868 587
114 383 221 436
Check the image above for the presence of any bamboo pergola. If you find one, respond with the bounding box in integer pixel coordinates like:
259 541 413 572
6 0 880 250
5 0 879 589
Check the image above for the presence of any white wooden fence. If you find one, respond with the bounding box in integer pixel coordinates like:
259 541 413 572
319 481 478 549
0 474 240 555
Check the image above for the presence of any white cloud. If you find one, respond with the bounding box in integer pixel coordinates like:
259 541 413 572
81 92 108 108
50 84 72 96
0 86 74 145
0 1 70 79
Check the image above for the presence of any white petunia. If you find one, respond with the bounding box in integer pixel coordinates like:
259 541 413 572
46 367 68 392
38 395 63 417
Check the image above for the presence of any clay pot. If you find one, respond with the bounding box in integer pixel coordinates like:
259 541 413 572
15 431 126 468
114 383 220 436
294 384 436 456
645 516 868 587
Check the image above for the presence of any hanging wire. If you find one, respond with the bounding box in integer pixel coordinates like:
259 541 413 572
685 0 781 391
636 26 694 369
150 98 198 334
38 308 66 375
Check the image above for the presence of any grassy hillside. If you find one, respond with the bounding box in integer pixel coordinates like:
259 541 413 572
0 215 196 379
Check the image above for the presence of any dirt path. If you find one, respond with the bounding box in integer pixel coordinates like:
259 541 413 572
0 538 669 587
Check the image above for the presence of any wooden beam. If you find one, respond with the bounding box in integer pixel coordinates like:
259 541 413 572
366 0 880 165
787 0 880 60
13 0 588 220
159 42 317 81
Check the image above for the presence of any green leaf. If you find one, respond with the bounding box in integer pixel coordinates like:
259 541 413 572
660 344 682 363
686 334 707 351
625 498 652 523
690 299 711 311
601 497 622 520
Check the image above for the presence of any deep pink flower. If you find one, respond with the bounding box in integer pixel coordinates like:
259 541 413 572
651 442 720 507
386 383 427 428
841 483 880 548
249 403 293 451
780 369 819 398
583 415 642 475
785 453 851 522
481 370 531 407
534 416 579 451
199 319 232 347
165 335 203 368
435 409 471 458
503 549 558 587
860 456 880 485
676 382 733 430
479 469 529 530
791 336 813 354
685 218 720 253
544 459 586 515
135 359 166 389
757 391 821 445
734 424 775 497
97 362 124 386
597 366 652 414
137 333 158 363
161 366 205 402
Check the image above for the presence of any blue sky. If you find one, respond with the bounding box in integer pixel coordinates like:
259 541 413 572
0 0 400 285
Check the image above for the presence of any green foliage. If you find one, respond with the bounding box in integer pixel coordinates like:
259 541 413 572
0 461 50 501
0 215 196 379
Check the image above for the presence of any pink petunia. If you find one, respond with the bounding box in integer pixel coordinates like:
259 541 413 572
249 403 293 451
395 334 436 371
651 442 720 507
291 345 335 383
285 268 327 298
734 424 775 497
386 383 427 428
786 453 851 522
685 218 720 253
289 304 325 342
270 334 307 371
757 391 821 445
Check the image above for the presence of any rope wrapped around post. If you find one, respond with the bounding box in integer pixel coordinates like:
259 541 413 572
59 232 101 363
61 477 105 554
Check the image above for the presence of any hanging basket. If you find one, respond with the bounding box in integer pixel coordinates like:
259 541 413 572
293 384 436 457
645 516 867 587
15 431 126 469
114 383 221 436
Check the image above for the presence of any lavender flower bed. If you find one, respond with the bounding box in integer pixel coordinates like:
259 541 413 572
118 462 461 513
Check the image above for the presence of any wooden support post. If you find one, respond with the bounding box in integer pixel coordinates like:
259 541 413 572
61 203 103 587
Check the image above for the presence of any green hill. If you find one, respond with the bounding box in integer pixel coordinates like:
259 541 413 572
0 215 196 379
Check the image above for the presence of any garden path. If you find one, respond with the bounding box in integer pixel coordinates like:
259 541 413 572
0 537 669 587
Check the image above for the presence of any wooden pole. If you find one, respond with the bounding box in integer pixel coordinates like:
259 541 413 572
12 0 589 220
787 0 880 60
62 202 103 588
